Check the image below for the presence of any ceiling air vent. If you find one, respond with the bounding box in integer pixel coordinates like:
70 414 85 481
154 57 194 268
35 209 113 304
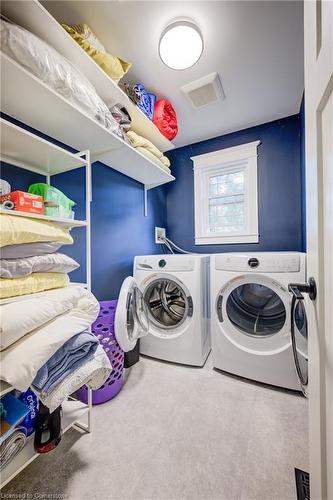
180 72 225 109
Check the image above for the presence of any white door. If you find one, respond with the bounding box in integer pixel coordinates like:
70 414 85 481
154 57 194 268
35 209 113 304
304 1 333 498
115 276 149 352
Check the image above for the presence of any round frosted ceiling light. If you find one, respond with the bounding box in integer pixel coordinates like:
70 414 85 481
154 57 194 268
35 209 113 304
159 21 203 70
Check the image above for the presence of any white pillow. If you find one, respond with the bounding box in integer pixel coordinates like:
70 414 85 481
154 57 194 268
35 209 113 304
0 242 63 259
0 253 79 278
0 286 100 391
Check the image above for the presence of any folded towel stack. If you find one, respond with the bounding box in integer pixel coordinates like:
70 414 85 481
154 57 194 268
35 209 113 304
32 331 99 396
126 130 171 174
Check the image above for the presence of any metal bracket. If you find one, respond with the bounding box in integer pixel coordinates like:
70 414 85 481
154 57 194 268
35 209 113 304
144 185 148 217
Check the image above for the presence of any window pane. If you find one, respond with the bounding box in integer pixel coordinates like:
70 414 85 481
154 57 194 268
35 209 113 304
209 195 245 233
209 171 244 196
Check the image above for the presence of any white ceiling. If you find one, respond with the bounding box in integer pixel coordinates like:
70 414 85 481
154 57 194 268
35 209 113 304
43 1 304 148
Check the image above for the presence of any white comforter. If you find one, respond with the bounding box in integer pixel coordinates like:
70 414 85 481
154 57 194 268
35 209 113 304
0 286 99 391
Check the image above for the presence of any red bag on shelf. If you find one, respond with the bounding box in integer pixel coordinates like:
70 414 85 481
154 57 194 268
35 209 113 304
153 99 178 141
0 191 44 214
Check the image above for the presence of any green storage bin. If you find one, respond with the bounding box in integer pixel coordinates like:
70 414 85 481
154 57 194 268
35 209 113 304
28 183 76 219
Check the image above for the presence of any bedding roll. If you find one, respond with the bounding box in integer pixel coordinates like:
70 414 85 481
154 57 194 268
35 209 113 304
0 214 73 248
0 272 69 299
0 253 79 279
153 99 178 140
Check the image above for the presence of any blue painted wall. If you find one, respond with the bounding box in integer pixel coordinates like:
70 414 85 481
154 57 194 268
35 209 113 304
299 95 306 250
1 116 167 301
166 115 303 253
2 111 305 301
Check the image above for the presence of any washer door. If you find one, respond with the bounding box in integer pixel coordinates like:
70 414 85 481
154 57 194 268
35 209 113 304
143 275 193 338
216 275 290 353
115 276 149 352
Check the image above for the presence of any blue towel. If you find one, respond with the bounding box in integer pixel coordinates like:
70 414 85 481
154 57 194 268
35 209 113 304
134 83 156 120
32 331 98 395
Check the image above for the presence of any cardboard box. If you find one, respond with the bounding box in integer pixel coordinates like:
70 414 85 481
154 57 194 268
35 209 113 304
0 191 44 214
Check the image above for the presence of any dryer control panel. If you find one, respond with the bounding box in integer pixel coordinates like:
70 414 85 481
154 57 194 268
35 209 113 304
215 253 301 272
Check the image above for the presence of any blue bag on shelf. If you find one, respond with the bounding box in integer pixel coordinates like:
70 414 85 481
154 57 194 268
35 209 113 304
134 83 156 120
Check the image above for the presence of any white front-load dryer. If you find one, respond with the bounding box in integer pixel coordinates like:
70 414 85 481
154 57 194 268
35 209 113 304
125 254 211 366
210 252 307 390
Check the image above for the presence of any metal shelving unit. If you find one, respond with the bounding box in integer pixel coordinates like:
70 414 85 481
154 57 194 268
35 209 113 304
0 118 93 488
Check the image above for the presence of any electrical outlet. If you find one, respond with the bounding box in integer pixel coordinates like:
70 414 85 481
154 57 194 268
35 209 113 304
155 227 166 244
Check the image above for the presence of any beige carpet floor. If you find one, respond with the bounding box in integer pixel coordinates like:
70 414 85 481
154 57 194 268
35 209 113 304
2 354 308 500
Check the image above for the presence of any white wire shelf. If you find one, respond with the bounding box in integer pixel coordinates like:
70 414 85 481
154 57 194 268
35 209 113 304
1 53 174 190
1 0 174 153
0 208 87 228
0 118 88 176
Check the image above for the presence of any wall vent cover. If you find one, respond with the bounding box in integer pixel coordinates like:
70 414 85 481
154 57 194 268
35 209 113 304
180 72 225 109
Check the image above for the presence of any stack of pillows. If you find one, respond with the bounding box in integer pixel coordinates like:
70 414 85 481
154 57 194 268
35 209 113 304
0 214 79 299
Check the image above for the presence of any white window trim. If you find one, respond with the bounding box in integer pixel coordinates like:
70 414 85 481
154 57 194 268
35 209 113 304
191 141 260 245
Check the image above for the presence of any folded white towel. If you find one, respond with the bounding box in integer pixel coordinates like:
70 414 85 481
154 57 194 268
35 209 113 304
32 345 112 412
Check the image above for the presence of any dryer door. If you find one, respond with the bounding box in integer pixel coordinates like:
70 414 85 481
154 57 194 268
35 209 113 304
216 274 291 353
115 276 149 352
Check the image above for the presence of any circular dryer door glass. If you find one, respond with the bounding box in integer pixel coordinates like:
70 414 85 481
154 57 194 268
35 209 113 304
144 278 189 330
226 283 286 336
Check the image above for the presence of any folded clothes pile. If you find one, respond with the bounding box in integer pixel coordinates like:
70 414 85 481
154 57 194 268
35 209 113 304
126 131 171 174
0 214 77 299
0 427 27 471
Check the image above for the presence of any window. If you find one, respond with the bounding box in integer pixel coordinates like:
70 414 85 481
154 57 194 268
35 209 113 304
192 141 260 244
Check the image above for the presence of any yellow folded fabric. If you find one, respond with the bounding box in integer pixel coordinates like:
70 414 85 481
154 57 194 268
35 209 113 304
0 214 73 248
0 272 69 299
136 147 171 174
62 23 131 83
127 131 171 168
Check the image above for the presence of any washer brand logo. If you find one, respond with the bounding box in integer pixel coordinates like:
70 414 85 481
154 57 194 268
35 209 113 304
159 259 167 268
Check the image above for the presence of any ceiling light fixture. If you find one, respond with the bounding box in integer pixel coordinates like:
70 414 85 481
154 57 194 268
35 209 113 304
159 20 203 70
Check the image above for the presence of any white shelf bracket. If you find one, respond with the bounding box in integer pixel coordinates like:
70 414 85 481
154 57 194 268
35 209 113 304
144 185 148 217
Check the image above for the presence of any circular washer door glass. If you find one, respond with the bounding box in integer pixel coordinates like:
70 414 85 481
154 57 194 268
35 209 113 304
226 283 286 336
144 278 189 330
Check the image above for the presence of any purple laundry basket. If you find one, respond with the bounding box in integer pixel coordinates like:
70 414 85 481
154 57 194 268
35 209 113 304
77 300 124 405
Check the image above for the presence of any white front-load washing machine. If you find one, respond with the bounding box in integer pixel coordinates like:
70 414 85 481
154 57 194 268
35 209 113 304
210 252 307 390
115 254 211 366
